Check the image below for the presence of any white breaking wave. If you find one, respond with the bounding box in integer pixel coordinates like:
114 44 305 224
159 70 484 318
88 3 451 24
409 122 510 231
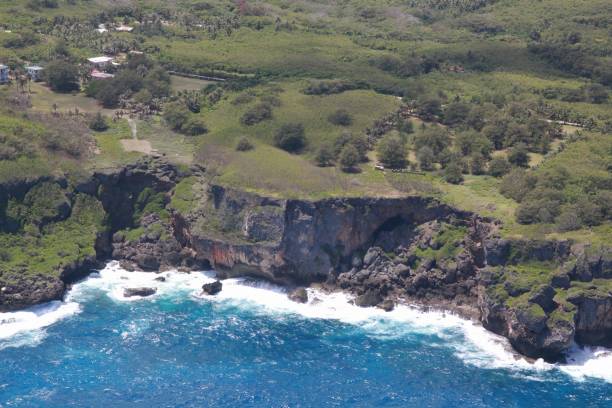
1 261 611 384
0 301 80 350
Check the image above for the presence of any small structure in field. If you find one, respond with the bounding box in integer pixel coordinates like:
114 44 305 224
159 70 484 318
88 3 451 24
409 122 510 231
88 56 114 70
25 65 44 81
91 70 114 80
96 24 108 34
0 64 8 83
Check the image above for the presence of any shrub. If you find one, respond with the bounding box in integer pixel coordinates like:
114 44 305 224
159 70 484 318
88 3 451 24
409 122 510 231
377 135 407 169
470 154 487 175
232 93 255 105
315 145 334 167
328 109 353 126
416 146 435 171
444 161 464 184
339 144 360 172
500 169 537 202
488 157 511 177
397 118 414 134
236 137 254 152
442 101 470 126
556 209 582 232
163 101 190 131
45 60 80 93
334 132 368 162
181 117 208 136
274 123 306 153
241 103 272 126
303 80 362 95
89 113 108 132
508 143 530 167
414 127 451 157
575 198 603 226
260 95 281 107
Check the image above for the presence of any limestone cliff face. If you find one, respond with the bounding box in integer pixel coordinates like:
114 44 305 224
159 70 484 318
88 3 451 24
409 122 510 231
180 184 471 284
2 159 610 363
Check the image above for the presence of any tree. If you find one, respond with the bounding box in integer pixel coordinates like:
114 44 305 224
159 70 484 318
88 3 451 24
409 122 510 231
416 146 435 171
315 145 334 167
444 161 464 184
415 97 442 120
377 135 407 169
328 109 353 126
274 123 306 153
236 136 254 151
143 67 171 98
334 131 368 162
508 143 530 167
488 157 511 177
414 126 451 157
575 198 603 226
584 84 608 104
443 101 470 126
470 154 487 175
89 113 108 132
163 101 190 131
397 118 414 134
45 60 79 93
339 144 360 172
499 169 537 202
556 208 581 232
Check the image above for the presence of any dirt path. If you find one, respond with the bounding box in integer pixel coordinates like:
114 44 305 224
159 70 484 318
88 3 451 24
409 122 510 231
128 118 138 139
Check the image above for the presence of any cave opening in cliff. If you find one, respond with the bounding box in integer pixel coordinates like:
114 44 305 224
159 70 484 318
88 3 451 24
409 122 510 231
371 215 416 252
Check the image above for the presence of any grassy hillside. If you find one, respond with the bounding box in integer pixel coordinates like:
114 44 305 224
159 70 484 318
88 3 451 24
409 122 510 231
0 0 609 243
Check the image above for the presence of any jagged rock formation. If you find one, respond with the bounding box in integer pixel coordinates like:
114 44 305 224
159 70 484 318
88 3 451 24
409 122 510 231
1 158 610 362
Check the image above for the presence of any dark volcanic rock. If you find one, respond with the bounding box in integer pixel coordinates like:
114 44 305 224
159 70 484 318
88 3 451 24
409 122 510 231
288 287 308 303
123 287 157 297
528 285 557 313
354 289 383 307
154 276 166 282
202 280 223 296
568 291 612 347
379 299 395 312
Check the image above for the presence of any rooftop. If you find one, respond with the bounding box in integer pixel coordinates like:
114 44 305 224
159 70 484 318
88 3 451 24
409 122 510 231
88 56 114 64
26 66 44 70
91 70 115 79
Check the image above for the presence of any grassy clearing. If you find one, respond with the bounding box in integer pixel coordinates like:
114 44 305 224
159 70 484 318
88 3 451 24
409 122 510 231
90 119 141 170
170 75 215 93
195 81 402 197
28 82 115 115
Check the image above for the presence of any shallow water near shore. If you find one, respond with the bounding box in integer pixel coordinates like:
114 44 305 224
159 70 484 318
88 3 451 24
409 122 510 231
0 262 611 407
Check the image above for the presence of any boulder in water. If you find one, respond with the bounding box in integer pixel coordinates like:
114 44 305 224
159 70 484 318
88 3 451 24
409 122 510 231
202 280 222 296
123 287 157 297
288 287 308 303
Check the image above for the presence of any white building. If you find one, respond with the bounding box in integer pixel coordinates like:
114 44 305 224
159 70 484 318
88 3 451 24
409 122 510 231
87 56 114 70
25 65 44 81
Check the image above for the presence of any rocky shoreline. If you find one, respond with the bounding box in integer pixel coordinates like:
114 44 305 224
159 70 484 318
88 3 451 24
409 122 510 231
1 158 610 362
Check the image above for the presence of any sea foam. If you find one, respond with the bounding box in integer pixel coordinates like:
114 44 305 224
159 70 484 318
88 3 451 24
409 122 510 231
2 261 611 383
0 300 80 350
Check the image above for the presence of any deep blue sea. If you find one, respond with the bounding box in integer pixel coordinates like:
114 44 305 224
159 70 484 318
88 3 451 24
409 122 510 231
1 262 610 407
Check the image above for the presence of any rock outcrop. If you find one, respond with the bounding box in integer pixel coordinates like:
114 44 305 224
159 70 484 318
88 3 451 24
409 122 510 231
124 287 157 297
202 280 223 296
1 158 610 363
